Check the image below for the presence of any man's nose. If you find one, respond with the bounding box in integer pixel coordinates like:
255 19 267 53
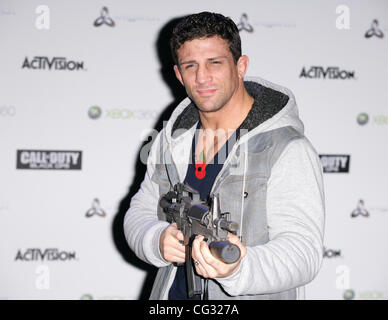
195 64 211 84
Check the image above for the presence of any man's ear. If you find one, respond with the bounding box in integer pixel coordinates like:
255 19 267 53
173 65 184 86
237 55 249 79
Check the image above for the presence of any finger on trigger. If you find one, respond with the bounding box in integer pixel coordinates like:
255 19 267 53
191 236 203 261
175 230 184 241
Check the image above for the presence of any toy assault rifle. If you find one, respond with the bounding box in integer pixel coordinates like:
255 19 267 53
159 183 241 298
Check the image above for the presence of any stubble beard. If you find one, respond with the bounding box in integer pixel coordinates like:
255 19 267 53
195 101 225 113
190 89 234 114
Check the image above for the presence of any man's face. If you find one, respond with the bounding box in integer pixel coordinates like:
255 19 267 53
174 36 242 113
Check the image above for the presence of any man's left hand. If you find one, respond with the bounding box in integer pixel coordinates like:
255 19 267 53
191 233 247 278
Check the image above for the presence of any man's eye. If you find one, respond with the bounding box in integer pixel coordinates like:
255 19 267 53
212 61 221 64
185 64 194 69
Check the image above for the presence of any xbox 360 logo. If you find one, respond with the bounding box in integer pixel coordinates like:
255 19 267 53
357 113 369 125
88 106 102 119
343 289 355 300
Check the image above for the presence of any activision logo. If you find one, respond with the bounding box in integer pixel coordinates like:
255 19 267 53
319 155 350 173
22 56 85 71
15 248 77 261
323 247 342 258
300 66 355 80
16 150 82 170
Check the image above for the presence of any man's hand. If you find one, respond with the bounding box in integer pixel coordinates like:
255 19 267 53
159 223 186 264
191 233 247 278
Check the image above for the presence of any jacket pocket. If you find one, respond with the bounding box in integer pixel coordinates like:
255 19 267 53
219 172 267 202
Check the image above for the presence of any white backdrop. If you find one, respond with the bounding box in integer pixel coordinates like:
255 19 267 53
1 0 387 300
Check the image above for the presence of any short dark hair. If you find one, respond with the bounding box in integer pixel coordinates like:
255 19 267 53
170 12 241 65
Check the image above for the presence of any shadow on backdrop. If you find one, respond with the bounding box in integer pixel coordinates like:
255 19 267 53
111 16 187 300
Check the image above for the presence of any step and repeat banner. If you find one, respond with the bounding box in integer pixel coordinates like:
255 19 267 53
1 0 387 300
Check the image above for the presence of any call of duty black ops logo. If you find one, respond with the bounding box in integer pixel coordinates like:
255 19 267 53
22 56 85 71
15 248 77 262
319 155 350 173
300 66 355 80
16 150 82 170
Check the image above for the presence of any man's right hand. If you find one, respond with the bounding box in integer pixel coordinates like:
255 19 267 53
159 223 186 263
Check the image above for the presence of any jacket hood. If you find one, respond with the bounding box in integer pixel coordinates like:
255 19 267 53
163 76 304 144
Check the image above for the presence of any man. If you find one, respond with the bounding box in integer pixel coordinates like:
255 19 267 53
124 12 325 300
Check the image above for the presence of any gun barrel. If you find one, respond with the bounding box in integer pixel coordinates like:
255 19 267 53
209 241 241 264
187 204 209 223
219 220 238 233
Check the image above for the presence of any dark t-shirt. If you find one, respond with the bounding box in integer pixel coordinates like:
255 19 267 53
168 122 239 300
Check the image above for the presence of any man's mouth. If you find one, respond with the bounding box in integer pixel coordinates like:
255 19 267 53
196 88 217 96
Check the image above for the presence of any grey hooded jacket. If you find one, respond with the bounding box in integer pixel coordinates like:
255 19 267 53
124 76 325 300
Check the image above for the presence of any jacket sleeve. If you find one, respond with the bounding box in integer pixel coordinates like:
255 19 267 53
216 138 325 295
123 131 171 268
